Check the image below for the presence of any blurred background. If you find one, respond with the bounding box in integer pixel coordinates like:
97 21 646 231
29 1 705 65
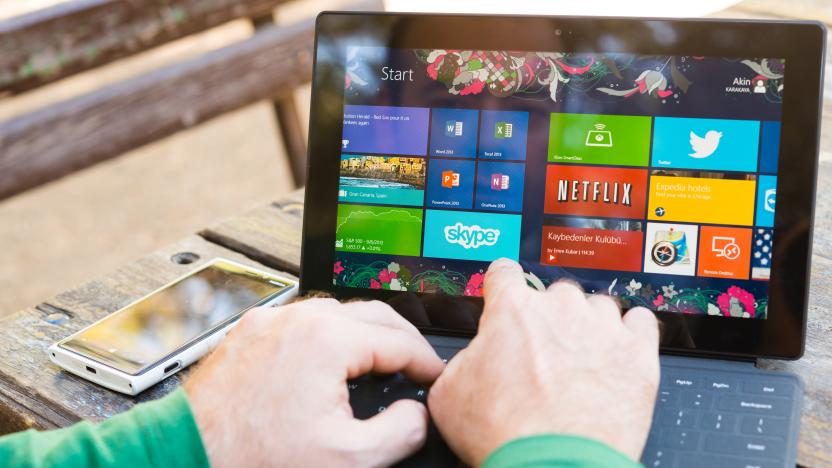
0 0 828 317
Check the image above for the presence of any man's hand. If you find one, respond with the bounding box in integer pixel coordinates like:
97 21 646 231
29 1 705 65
428 259 660 465
184 298 444 467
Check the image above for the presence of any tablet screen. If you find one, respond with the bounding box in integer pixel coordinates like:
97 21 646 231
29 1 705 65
332 46 783 320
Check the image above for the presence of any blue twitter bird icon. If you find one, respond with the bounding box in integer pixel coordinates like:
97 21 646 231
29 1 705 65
652 117 760 172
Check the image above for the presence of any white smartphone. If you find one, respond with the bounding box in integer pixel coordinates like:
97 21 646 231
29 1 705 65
48 258 298 395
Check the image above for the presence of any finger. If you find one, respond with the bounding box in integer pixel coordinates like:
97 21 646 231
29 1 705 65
546 277 584 293
341 321 444 384
545 280 587 306
295 298 427 345
483 258 528 304
338 300 428 345
349 399 429 467
587 294 623 322
622 306 660 346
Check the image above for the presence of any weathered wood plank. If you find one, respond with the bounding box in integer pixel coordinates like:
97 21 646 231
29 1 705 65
0 0 294 96
0 235 296 434
200 188 304 274
251 13 309 187
759 253 832 467
0 17 315 201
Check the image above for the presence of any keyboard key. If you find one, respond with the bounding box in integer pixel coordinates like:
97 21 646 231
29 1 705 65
717 395 789 416
411 387 428 402
657 389 679 406
742 380 794 398
676 454 778 468
704 377 738 392
680 390 714 409
740 416 788 438
658 408 699 428
699 412 736 432
640 448 675 467
381 379 426 401
347 378 371 399
704 434 785 459
351 400 389 420
660 428 701 450
662 373 702 389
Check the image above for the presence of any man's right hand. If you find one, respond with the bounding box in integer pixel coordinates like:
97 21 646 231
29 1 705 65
184 298 444 468
428 258 660 466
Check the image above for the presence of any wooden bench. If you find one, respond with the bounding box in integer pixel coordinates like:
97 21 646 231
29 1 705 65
0 2 829 466
0 0 378 199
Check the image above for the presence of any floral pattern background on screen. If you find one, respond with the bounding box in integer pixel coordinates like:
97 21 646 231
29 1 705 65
345 48 785 105
333 256 768 318
334 256 485 297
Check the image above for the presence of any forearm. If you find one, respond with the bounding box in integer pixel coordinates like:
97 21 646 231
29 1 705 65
0 388 209 468
483 434 643 468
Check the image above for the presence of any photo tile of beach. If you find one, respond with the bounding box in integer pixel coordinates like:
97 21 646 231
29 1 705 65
338 155 426 206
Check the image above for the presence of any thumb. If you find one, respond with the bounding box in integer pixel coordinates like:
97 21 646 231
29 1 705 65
352 399 430 467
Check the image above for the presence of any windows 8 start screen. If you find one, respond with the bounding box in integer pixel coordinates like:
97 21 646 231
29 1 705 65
333 47 784 320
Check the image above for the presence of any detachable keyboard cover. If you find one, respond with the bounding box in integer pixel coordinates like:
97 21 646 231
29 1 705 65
347 336 803 468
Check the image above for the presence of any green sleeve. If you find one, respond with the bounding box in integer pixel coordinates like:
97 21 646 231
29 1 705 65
0 388 210 468
483 434 642 468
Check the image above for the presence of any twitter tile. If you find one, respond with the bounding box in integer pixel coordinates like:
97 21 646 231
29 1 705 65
651 117 760 173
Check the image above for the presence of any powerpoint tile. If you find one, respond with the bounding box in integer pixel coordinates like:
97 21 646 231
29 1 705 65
426 159 476 209
547 113 651 167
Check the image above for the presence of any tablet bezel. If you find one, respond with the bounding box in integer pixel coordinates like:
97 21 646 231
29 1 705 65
301 12 825 360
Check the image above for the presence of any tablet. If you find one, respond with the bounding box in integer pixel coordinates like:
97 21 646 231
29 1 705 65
301 13 825 359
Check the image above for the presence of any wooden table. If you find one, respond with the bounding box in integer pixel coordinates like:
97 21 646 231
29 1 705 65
1 182 831 465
